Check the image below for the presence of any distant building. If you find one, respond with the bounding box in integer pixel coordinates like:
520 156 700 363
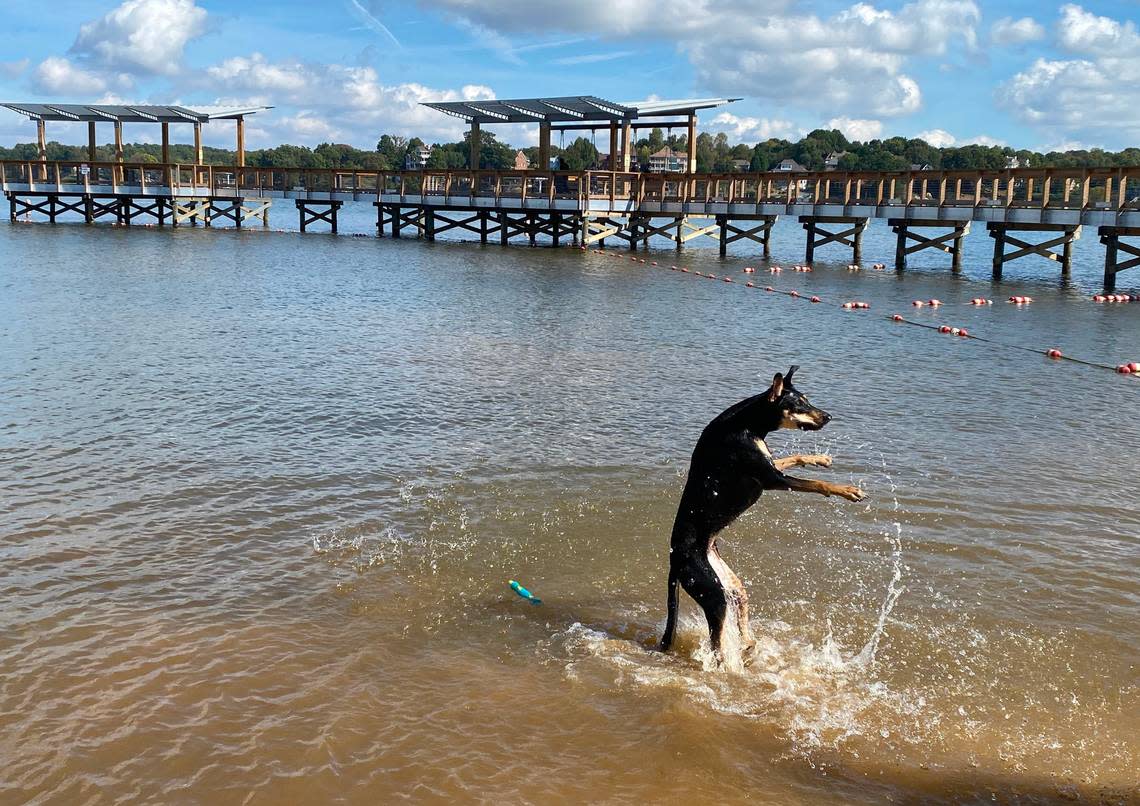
824 151 848 170
405 145 432 170
773 158 807 172
513 150 530 170
730 158 751 172
1006 155 1028 169
648 146 688 173
909 162 934 171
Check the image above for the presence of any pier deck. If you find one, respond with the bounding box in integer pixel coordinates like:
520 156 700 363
4 161 1140 288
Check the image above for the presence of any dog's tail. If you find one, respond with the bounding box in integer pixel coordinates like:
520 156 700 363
658 569 680 652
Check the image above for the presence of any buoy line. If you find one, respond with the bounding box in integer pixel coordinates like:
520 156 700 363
586 248 1138 377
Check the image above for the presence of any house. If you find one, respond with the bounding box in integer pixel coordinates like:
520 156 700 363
909 162 934 171
513 150 530 170
824 151 848 170
1006 155 1027 169
404 145 432 170
730 158 751 172
773 158 807 172
648 147 688 173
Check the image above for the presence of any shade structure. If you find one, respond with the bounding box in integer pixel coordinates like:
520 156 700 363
1 103 273 167
422 95 740 173
0 103 272 123
422 96 737 125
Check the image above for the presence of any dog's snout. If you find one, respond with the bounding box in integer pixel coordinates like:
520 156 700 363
818 410 832 425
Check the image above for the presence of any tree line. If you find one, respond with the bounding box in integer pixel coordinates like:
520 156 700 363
3 127 1138 172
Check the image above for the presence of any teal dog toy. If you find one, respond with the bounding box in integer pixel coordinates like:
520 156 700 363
509 580 542 605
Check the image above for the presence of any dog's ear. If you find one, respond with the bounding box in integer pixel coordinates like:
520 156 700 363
767 372 784 401
785 365 799 385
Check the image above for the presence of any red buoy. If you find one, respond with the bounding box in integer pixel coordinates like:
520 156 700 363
1047 349 1062 359
842 302 854 309
1117 365 1133 374
790 290 800 297
913 300 925 307
958 328 969 337
746 281 755 288
765 286 775 292
743 267 755 273
811 296 821 303
939 325 952 333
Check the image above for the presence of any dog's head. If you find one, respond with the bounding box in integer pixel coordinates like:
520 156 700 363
766 365 832 431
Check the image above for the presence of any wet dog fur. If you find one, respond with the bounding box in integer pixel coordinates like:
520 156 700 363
658 366 865 661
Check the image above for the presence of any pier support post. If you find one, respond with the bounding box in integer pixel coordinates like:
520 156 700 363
800 216 868 264
717 215 777 260
424 209 435 241
988 223 1081 282
1099 226 1140 292
889 219 971 271
296 199 343 233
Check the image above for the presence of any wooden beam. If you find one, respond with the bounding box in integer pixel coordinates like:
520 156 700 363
194 122 203 164
114 121 124 162
87 121 97 163
236 117 245 168
621 121 631 172
687 114 697 173
161 122 170 164
469 121 480 170
538 121 551 171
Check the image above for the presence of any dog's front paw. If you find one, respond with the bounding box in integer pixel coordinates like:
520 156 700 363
837 484 865 502
806 454 832 468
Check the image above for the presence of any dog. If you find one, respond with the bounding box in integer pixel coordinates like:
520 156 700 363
658 365 864 660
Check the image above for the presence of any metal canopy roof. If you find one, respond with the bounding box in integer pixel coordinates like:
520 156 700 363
422 96 739 124
1 103 273 123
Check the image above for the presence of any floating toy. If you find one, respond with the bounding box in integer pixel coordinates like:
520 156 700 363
509 580 542 605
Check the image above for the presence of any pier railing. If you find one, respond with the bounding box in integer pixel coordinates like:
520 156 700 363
3 160 1140 213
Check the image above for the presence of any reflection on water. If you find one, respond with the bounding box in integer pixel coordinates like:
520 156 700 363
1 214 1138 804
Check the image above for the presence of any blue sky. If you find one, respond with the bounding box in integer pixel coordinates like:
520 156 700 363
1 0 1138 152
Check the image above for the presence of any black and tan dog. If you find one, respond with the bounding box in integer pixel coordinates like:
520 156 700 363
659 366 865 660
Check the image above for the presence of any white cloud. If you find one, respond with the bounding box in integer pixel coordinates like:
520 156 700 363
705 112 796 142
827 116 883 141
997 5 1140 144
958 134 1006 147
916 128 956 147
1 59 30 79
990 16 1046 45
421 0 980 118
201 53 495 144
71 0 208 75
1055 3 1130 52
32 57 112 95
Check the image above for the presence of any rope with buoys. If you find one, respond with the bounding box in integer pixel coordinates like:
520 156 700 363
588 247 1137 377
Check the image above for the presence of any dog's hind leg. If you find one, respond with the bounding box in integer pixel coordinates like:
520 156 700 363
678 557 730 658
659 570 681 652
710 546 755 653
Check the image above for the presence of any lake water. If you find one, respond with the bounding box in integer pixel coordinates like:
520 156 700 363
1 206 1138 804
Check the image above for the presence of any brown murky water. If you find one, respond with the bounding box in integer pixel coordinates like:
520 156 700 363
2 214 1138 804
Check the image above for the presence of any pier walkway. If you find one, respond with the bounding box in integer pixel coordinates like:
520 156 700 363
4 162 1140 289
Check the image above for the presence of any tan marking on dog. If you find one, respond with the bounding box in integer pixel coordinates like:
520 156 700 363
753 437 773 460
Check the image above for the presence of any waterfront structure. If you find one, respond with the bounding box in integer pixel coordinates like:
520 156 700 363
4 160 1139 289
421 95 739 174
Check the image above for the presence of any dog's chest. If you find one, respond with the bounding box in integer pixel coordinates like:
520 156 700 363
753 437 774 461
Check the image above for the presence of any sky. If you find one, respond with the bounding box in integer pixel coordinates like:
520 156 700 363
0 0 1138 153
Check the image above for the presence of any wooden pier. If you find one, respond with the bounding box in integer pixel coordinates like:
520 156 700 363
4 161 1140 289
